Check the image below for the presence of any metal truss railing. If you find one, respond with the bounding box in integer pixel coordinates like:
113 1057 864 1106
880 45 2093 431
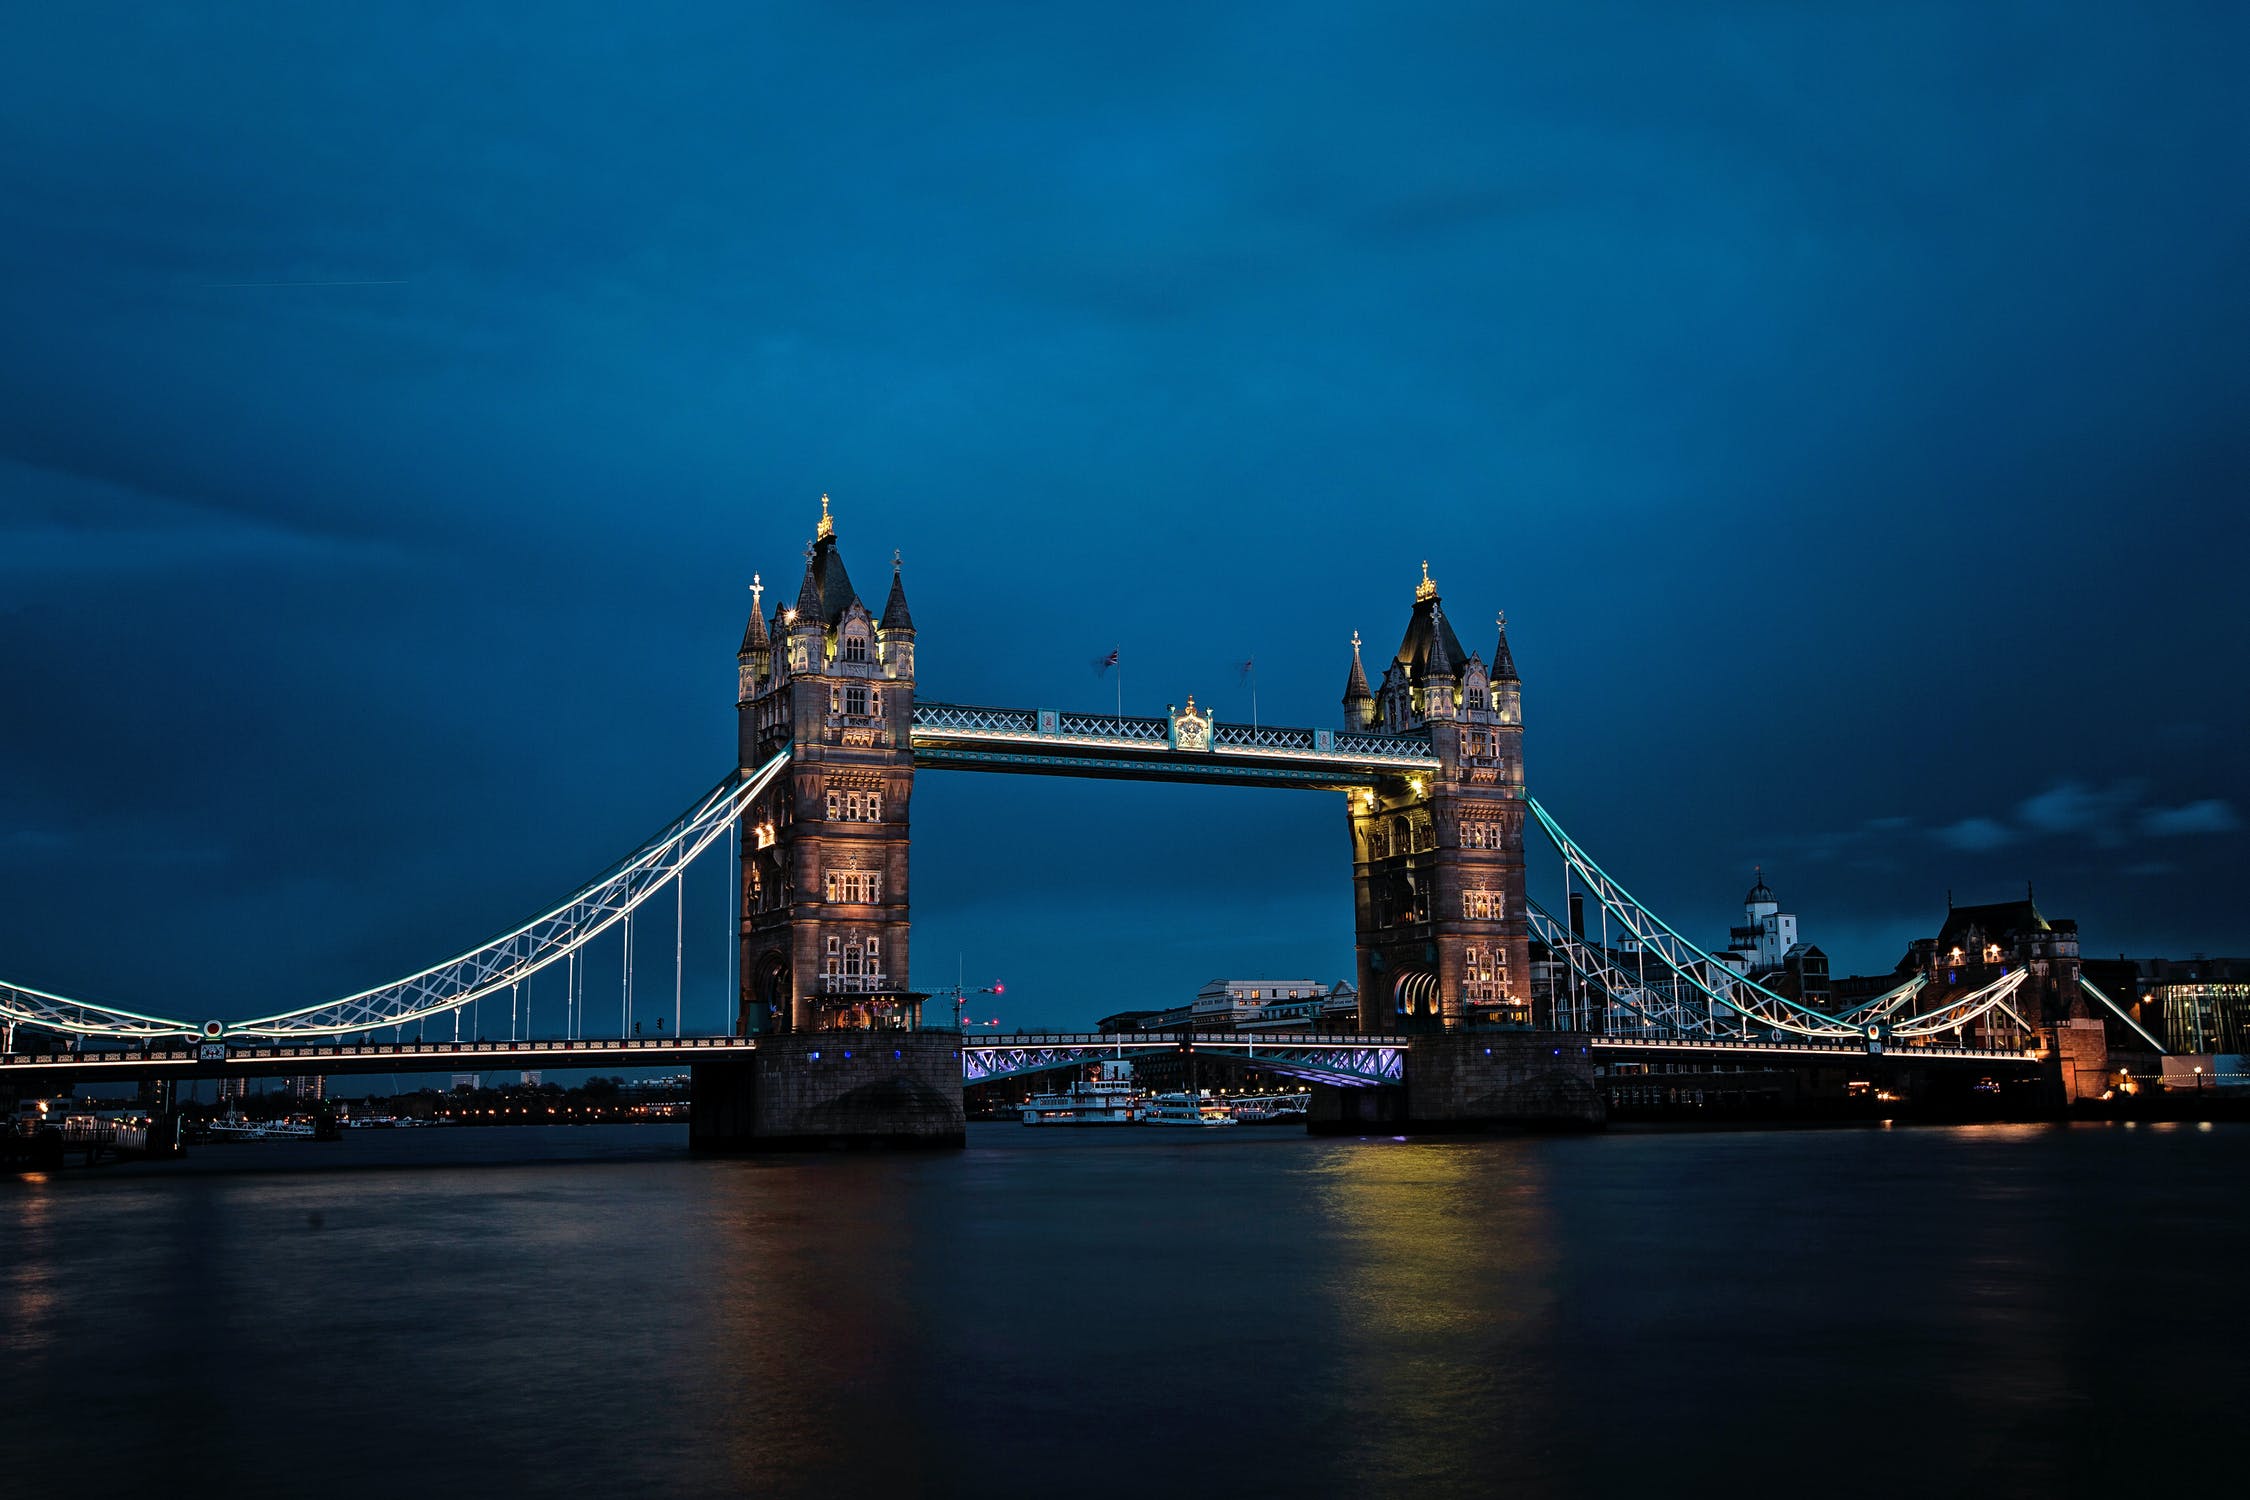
960 1032 1405 1088
1213 724 1316 751
917 705 1039 734
914 701 1440 769
1333 731 1440 762
1 752 791 1044
1057 711 1169 742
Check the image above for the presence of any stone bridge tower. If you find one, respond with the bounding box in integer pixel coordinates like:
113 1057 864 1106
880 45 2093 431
1344 564 1530 1031
735 497 919 1033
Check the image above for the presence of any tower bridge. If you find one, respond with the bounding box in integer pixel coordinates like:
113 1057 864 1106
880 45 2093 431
2 495 2140 1148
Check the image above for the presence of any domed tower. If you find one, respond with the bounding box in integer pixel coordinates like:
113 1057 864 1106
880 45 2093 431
737 495 919 1034
1348 563 1530 1032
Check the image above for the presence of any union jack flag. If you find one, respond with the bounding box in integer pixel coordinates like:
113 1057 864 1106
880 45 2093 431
1094 649 1119 674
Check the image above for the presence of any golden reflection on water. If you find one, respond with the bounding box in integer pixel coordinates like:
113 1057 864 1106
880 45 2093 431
2 1182 59 1359
1312 1141 1560 1488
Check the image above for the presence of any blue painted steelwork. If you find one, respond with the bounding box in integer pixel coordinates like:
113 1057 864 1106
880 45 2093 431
960 1032 1405 1088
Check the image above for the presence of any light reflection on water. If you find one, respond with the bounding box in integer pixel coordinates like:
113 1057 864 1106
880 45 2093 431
2 1122 2244 1498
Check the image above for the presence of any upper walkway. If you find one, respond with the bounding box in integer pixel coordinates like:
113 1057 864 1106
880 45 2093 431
910 702 1444 791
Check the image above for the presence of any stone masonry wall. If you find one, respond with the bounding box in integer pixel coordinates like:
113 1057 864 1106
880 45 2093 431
691 1031 964 1151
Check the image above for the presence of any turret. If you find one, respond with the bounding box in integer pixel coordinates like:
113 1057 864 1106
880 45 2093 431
1342 630 1374 729
1490 611 1521 723
738 573 771 701
783 542 823 674
878 551 917 680
1423 604 1458 720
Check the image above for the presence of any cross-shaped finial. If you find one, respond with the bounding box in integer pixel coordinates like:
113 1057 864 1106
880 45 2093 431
749 573 764 610
893 547 902 572
1351 629 1362 652
1496 609 1507 631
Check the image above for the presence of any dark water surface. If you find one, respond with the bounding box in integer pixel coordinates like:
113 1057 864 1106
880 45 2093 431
4 1122 2243 1498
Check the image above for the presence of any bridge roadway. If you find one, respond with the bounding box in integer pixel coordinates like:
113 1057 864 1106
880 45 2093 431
0 1029 2043 1088
1 1035 763 1083
909 702 1442 791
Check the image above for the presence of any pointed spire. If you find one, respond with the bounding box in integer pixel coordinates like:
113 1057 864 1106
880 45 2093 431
1491 608 1519 682
1426 604 1457 679
739 572 770 657
792 539 823 623
881 548 916 632
1343 629 1372 704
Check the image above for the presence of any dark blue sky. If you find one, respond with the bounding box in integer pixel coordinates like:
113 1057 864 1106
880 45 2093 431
4 4 2246 1033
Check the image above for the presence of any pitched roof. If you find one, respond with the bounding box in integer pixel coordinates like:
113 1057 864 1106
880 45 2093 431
1391 594 1469 687
812 533 862 625
1342 633 1372 703
1491 612 1519 682
739 596 770 656
1936 898 2052 952
1426 605 1458 679
881 557 915 632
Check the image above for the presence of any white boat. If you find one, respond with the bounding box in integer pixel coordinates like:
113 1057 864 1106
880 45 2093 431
1228 1091 1311 1124
1021 1060 1143 1125
1141 1091 1238 1127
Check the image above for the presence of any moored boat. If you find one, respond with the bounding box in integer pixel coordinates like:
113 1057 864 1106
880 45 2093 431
1142 1091 1237 1126
1021 1060 1144 1124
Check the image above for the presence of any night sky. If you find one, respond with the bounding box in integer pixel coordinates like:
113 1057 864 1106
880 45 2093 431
4 5 2246 1035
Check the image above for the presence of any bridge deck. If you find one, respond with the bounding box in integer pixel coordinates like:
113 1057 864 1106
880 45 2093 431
911 703 1443 791
1 1035 765 1082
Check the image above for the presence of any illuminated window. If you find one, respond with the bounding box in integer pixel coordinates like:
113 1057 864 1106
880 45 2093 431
821 932 887 993
1464 945 1507 1006
823 871 882 903
824 786 883 821
1462 889 1501 921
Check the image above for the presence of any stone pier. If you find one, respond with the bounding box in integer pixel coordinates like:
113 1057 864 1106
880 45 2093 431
1310 1030 1605 1133
690 1032 965 1152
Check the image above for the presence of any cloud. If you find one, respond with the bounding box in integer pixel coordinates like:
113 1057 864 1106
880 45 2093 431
2016 779 2145 846
1936 817 2016 852
2141 799 2241 837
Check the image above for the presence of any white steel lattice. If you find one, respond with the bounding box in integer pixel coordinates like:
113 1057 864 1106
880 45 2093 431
1213 725 1316 751
1056 713 1169 741
1528 798 2038 1047
1333 732 1438 762
1 753 790 1044
0 981 204 1042
960 1033 1403 1088
915 705 1040 734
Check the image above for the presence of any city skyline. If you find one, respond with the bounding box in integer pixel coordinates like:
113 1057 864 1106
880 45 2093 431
4 6 2247 1030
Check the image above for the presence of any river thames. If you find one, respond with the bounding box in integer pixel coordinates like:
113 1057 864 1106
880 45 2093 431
4 1121 2243 1497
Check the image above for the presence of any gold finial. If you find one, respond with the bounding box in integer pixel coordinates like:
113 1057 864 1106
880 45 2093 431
749 573 764 611
1350 629 1363 655
1415 559 1437 603
816 492 835 540
1184 693 1199 716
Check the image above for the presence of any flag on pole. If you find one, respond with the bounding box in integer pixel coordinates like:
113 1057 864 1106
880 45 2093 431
1093 649 1119 675
1236 657 1255 684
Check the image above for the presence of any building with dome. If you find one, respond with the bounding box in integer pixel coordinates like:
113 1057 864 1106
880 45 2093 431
1714 870 1829 1008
